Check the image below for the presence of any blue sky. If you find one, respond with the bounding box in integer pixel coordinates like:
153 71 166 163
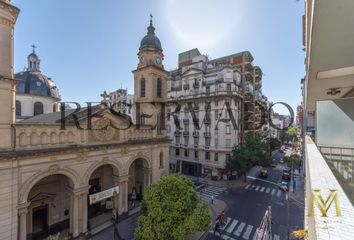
13 0 304 114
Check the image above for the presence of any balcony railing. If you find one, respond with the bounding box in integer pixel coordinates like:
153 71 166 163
305 137 354 240
204 132 211 138
183 131 189 136
193 131 199 137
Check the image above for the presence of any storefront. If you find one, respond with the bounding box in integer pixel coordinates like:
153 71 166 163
88 184 119 220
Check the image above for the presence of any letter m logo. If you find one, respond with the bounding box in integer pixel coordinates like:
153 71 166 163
308 189 341 217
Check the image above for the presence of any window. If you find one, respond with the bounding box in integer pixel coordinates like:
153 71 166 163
157 78 162 98
176 136 180 144
205 138 211 147
215 110 219 120
184 136 189 146
34 102 43 116
159 151 164 168
175 148 180 156
226 139 231 148
184 149 189 157
194 150 198 159
215 100 218 106
226 154 231 162
215 153 218 162
226 125 231 134
194 137 199 147
227 83 231 92
206 86 210 93
205 151 210 160
140 78 146 97
215 138 219 149
16 101 21 116
53 103 57 112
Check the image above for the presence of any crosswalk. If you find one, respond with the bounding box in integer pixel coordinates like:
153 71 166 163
244 184 284 198
209 217 280 240
197 185 226 201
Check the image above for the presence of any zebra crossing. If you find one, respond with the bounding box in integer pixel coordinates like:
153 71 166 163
244 184 284 198
209 217 280 240
197 185 226 201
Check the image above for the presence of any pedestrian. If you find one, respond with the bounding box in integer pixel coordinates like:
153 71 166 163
211 195 214 204
213 219 221 236
112 207 117 223
220 211 226 226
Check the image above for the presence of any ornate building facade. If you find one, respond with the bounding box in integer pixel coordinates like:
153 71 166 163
0 1 169 239
168 49 267 179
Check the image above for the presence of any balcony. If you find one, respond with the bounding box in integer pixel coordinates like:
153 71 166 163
193 82 200 88
183 84 190 90
193 131 199 137
183 119 189 124
174 131 181 136
183 131 189 136
204 132 211 138
304 137 354 239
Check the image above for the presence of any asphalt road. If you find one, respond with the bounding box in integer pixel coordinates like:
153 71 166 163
205 153 303 240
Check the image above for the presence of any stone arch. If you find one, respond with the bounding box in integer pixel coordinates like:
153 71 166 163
67 131 74 143
19 167 81 204
40 132 48 145
83 159 122 185
59 132 65 144
50 132 57 144
126 154 152 172
30 133 38 145
19 132 27 146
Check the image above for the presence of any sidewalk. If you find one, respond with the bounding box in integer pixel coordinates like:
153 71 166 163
92 198 227 240
188 166 262 188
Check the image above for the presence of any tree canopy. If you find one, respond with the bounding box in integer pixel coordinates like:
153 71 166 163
283 154 301 168
226 134 271 179
135 174 211 240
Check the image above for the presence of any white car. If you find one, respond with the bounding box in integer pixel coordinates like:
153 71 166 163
279 181 289 192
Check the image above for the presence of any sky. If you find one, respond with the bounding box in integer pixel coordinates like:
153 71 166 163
13 0 304 115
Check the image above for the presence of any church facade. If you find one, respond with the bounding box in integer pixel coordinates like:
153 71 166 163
0 1 169 240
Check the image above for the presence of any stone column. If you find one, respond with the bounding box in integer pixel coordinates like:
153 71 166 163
116 175 129 214
143 168 152 194
18 202 30 240
68 186 90 237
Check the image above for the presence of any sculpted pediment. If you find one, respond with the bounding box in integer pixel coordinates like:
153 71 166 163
181 68 203 77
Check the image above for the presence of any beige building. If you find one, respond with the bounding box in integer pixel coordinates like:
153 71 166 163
168 49 267 179
0 1 169 239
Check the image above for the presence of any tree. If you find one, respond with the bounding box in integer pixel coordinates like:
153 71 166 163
135 174 211 240
268 137 281 151
283 154 301 168
227 134 271 180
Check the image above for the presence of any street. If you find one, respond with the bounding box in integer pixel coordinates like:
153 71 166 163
204 150 304 240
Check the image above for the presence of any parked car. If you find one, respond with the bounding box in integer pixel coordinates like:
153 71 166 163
283 167 291 173
282 172 291 180
259 169 268 178
271 162 277 168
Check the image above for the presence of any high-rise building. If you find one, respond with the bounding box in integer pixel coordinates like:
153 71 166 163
168 49 267 179
101 88 134 116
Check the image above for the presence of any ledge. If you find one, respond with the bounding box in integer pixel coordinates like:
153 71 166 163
305 136 354 240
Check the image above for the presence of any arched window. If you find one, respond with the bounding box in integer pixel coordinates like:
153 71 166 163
53 103 56 112
16 100 21 116
34 102 43 116
159 151 164 168
157 78 162 98
140 78 146 97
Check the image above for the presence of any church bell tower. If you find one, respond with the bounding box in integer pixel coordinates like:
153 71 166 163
133 15 168 132
0 0 19 150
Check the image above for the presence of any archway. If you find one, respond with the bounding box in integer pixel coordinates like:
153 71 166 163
86 164 120 230
24 174 74 240
128 158 151 210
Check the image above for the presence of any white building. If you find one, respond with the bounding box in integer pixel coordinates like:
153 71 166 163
15 47 61 120
167 50 243 179
101 88 134 116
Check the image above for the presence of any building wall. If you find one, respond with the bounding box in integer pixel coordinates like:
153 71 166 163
16 94 59 118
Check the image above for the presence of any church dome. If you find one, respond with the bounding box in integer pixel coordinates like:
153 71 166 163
140 16 162 51
15 47 60 99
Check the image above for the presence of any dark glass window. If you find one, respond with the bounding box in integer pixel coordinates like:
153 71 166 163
157 78 162 98
16 101 21 116
159 151 164 168
140 78 146 97
175 148 180 156
34 102 43 116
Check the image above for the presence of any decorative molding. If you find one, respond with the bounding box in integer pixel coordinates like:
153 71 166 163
48 165 59 175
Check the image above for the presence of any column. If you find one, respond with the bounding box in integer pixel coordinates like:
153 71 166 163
123 180 128 212
18 202 29 240
117 175 129 214
68 186 90 237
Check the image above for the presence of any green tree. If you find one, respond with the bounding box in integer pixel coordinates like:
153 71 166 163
286 126 297 140
268 137 281 151
135 174 211 240
227 134 271 180
283 154 301 168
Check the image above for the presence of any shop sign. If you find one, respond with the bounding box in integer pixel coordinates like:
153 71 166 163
89 186 119 205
